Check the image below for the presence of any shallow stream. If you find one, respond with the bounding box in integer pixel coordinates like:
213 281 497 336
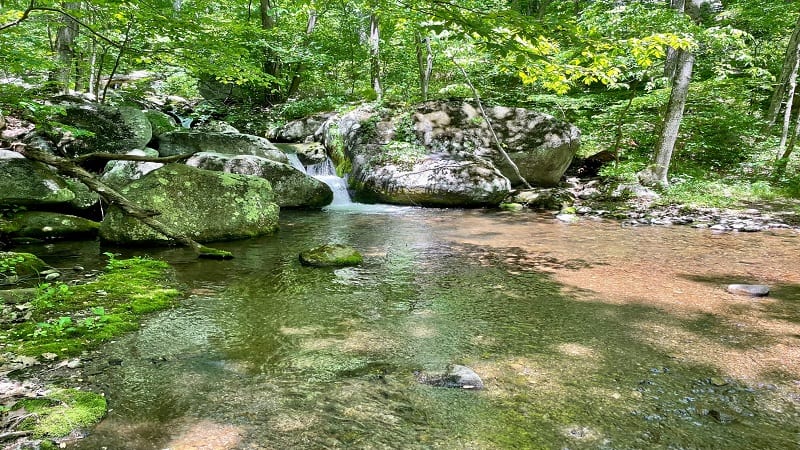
51 206 800 449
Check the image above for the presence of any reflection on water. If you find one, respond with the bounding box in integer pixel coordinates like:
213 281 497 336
63 208 799 449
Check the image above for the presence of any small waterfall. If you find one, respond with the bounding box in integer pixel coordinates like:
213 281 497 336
285 153 306 173
306 158 353 206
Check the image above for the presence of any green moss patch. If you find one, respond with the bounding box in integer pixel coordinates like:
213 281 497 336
13 388 106 438
0 251 48 277
1 254 180 357
299 244 363 267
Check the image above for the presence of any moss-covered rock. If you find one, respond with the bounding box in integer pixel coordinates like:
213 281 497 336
144 110 178 140
118 106 153 150
14 388 106 438
100 148 163 189
2 211 99 240
0 153 75 207
186 152 333 208
0 251 49 277
299 244 363 267
99 163 279 244
64 177 100 211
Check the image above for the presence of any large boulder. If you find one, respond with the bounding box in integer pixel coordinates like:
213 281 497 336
351 149 511 207
0 151 75 207
1 212 99 240
185 152 332 208
100 148 163 189
158 131 288 164
268 112 336 142
144 110 178 142
117 106 153 150
0 252 49 278
412 101 580 187
99 164 279 244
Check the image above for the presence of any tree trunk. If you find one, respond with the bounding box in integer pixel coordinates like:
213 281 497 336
766 14 800 129
415 32 433 101
779 52 800 154
54 2 80 94
286 9 317 99
369 12 383 101
638 49 694 187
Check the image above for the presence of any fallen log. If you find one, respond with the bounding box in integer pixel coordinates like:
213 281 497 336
12 143 233 259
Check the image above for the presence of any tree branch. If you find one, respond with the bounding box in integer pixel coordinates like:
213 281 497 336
0 0 34 32
72 151 197 166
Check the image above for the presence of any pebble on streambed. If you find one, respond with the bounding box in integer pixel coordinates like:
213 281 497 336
726 284 770 297
416 364 485 390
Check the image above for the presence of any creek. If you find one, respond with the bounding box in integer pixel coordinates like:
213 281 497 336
40 206 800 449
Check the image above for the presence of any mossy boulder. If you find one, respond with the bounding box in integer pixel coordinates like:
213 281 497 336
0 251 49 277
99 163 279 244
2 211 99 240
186 152 332 208
118 106 153 150
64 177 100 211
0 152 75 207
158 130 288 164
299 244 363 267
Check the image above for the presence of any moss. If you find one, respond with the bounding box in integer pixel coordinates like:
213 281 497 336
15 388 106 438
3 255 181 357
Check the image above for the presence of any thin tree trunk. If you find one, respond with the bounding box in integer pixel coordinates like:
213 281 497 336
415 32 433 101
638 49 695 187
779 52 800 154
101 19 133 104
767 14 800 129
369 12 382 101
54 2 80 93
14 145 232 259
286 9 317 99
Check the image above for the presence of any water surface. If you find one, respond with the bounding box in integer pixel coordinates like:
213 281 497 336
67 208 800 449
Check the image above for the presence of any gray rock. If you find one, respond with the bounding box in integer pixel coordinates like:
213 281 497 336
186 152 332 208
64 177 100 210
269 112 335 142
726 284 770 297
158 131 288 164
196 120 239 134
118 106 153 149
418 364 484 390
100 148 163 189
99 164 279 244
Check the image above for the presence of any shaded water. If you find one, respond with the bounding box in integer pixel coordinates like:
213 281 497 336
65 208 800 449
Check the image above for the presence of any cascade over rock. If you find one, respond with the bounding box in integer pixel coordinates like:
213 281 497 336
99 164 279 244
186 152 333 208
158 130 288 164
271 101 580 206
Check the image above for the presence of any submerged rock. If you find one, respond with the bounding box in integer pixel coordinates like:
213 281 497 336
417 364 484 390
726 284 770 297
99 164 279 244
299 244 363 267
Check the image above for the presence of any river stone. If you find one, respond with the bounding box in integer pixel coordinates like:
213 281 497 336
1 212 99 240
418 364 484 389
0 252 49 277
100 148 164 189
726 284 770 297
158 131 288 164
299 244 363 267
186 152 332 208
0 153 75 207
196 120 239 134
99 164 279 244
352 155 511 207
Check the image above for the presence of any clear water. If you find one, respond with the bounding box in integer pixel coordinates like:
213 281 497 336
63 208 800 449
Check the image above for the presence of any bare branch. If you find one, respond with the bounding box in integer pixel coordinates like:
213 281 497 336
0 0 35 32
72 151 197 165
